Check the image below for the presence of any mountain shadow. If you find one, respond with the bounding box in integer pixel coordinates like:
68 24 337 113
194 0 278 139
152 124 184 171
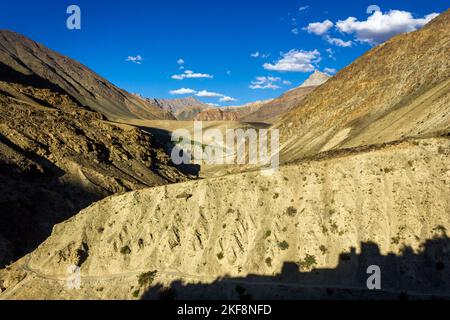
0 133 102 268
142 233 450 300
138 126 201 178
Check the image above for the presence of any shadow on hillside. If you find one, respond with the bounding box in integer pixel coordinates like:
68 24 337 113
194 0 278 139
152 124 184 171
142 232 450 300
0 134 102 268
138 126 201 177
0 62 67 96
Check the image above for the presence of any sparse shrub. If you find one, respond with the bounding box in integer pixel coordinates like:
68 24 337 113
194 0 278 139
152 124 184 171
319 245 328 255
298 254 317 270
138 270 157 287
264 230 272 239
265 257 272 267
278 241 289 250
273 193 279 199
120 245 131 255
286 207 297 217
132 290 140 298
217 252 224 260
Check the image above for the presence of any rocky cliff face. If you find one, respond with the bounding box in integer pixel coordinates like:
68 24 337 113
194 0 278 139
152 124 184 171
0 30 174 121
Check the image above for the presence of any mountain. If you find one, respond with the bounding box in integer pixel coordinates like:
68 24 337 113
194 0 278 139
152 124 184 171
241 86 317 123
299 70 330 88
0 33 192 267
2 135 449 299
0 30 174 121
1 10 450 300
193 100 270 121
143 97 210 120
240 72 330 123
274 10 450 163
194 108 239 121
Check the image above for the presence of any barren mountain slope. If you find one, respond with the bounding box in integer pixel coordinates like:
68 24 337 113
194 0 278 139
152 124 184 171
194 108 239 121
1 135 449 299
299 70 330 88
144 97 210 120
241 86 317 123
194 100 271 121
275 10 450 163
0 83 191 267
0 30 174 121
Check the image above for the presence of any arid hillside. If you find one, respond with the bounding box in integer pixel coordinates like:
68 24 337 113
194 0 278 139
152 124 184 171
274 10 450 162
1 135 449 299
143 97 210 120
0 30 174 121
0 9 449 301
0 81 191 268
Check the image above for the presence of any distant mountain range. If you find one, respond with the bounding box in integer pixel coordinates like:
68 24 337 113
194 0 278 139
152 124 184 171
194 71 330 122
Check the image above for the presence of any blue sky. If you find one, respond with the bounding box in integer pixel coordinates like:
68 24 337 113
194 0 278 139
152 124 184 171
1 0 447 106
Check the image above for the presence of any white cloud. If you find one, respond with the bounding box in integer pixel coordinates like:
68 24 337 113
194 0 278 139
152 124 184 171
171 69 213 80
226 70 232 76
250 76 287 90
282 80 292 85
263 49 321 72
325 35 353 47
169 88 236 102
304 19 333 35
196 90 223 97
251 52 270 58
298 6 310 12
170 88 196 95
220 96 237 102
291 28 299 35
177 58 185 65
126 55 144 64
336 10 439 45
326 48 335 59
195 90 237 102
324 67 337 75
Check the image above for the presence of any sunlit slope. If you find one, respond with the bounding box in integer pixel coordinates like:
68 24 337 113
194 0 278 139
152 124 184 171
274 10 450 162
